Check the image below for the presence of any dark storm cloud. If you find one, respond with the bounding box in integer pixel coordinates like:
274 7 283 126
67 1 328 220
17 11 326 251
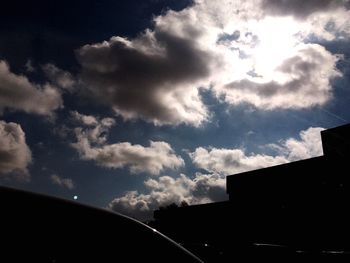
76 28 213 126
262 0 346 19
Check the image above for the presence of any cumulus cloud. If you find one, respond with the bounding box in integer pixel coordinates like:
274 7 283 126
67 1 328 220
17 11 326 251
73 139 185 175
71 111 115 144
190 126 324 175
108 173 226 220
261 0 344 19
71 112 184 175
77 30 213 126
42 64 76 92
75 0 348 125
71 110 99 126
280 127 325 161
108 191 153 220
0 120 32 181
217 44 342 109
190 147 288 175
50 174 75 190
189 172 227 203
108 126 325 220
0 60 63 116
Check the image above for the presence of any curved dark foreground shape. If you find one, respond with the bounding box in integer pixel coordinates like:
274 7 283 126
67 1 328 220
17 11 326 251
0 186 203 263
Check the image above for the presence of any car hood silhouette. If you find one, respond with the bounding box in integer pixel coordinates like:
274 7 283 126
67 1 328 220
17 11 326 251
1 186 203 262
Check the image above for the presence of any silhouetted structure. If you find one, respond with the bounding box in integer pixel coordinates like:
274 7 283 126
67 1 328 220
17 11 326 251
151 124 350 261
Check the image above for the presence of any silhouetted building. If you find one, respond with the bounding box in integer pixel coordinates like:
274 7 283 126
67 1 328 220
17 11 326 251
151 124 350 260
227 124 350 207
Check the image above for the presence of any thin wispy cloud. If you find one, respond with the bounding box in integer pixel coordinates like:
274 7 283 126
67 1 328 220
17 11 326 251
51 174 75 190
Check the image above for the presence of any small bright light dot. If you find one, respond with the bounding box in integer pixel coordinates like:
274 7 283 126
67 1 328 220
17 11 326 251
73 195 78 200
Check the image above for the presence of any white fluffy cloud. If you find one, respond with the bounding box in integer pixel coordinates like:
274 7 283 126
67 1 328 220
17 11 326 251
280 127 326 161
75 0 348 126
190 127 324 175
0 60 63 116
190 147 288 175
50 174 75 190
216 44 342 109
108 126 325 220
108 173 226 220
71 112 184 175
0 120 32 181
73 139 185 175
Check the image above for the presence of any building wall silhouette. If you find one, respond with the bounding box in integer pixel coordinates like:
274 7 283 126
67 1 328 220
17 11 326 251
151 124 350 256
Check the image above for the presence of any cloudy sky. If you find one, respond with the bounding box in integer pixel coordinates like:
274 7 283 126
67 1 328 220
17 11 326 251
1 0 349 220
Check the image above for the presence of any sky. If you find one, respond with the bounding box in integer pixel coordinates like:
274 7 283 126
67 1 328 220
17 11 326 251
1 0 350 220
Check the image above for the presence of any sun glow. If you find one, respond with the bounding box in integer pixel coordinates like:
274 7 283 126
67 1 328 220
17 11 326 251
249 17 303 82
217 16 307 84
